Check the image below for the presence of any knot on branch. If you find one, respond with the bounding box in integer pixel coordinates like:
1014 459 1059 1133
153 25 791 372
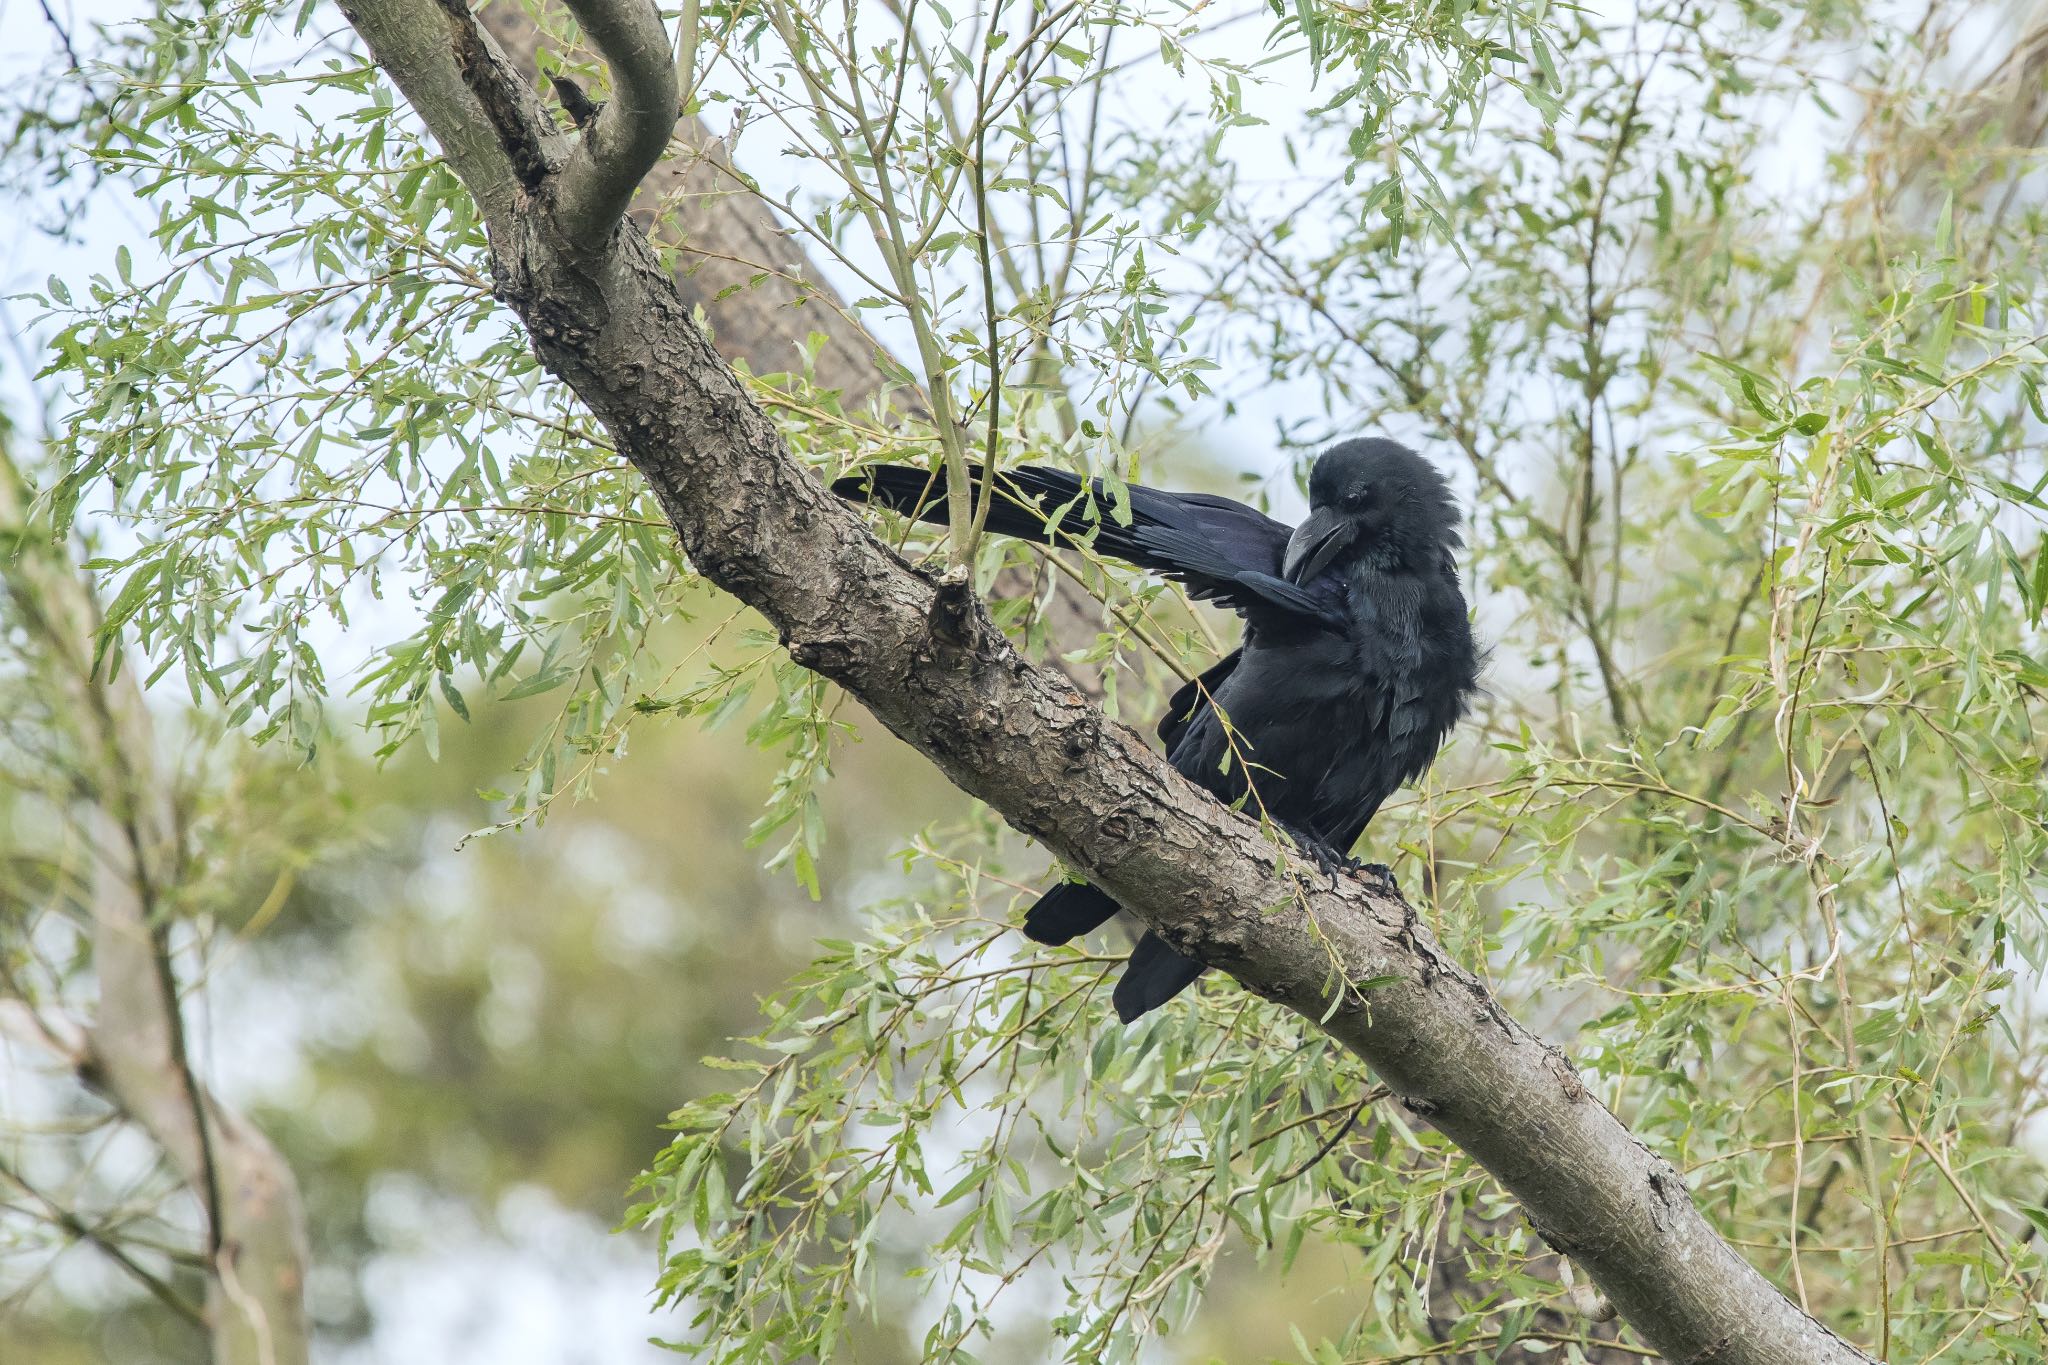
550 73 602 129
1544 1046 1589 1102
1646 1161 1692 1238
786 635 859 677
1098 806 1144 842
926 566 980 649
1059 719 1101 768
1399 1094 1442 1120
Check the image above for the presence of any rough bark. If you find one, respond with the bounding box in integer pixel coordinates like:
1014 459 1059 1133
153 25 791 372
0 453 312 1365
328 0 1882 1358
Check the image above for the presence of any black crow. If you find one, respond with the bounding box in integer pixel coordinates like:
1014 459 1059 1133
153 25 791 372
832 438 1479 1021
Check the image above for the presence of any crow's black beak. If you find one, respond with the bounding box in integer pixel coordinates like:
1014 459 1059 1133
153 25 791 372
1283 506 1356 584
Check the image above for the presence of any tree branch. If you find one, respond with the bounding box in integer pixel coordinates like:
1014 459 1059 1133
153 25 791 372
0 1154 209 1328
551 0 677 247
334 0 1881 1357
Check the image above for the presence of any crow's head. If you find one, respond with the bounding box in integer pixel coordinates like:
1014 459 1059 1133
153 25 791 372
1284 438 1462 581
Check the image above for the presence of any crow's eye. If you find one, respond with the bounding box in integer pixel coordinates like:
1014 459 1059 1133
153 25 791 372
1344 483 1371 509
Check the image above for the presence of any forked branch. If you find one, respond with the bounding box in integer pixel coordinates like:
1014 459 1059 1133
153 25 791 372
553 0 677 245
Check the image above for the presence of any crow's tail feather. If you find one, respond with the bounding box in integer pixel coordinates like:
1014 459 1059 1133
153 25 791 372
1113 932 1207 1022
1022 881 1121 945
831 464 1088 548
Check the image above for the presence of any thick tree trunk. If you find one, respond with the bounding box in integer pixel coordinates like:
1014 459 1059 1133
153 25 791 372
327 0 1882 1358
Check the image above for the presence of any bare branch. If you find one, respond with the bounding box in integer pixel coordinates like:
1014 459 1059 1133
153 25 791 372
0 1155 209 1328
34 0 81 71
552 0 678 246
82 805 224 1257
0 998 90 1068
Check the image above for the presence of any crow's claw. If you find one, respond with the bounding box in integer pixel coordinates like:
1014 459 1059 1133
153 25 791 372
1274 819 1362 879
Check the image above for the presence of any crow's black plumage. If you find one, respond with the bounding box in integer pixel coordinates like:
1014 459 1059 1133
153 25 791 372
832 438 1480 1021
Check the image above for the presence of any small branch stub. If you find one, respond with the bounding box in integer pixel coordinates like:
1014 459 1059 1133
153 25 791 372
551 72 602 127
552 0 678 246
928 565 979 648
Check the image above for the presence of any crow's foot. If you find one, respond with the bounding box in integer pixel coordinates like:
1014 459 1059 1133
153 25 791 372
1360 862 1401 895
1272 819 1363 880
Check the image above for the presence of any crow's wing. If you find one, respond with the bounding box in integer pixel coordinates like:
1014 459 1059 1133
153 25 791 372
833 464 1340 626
